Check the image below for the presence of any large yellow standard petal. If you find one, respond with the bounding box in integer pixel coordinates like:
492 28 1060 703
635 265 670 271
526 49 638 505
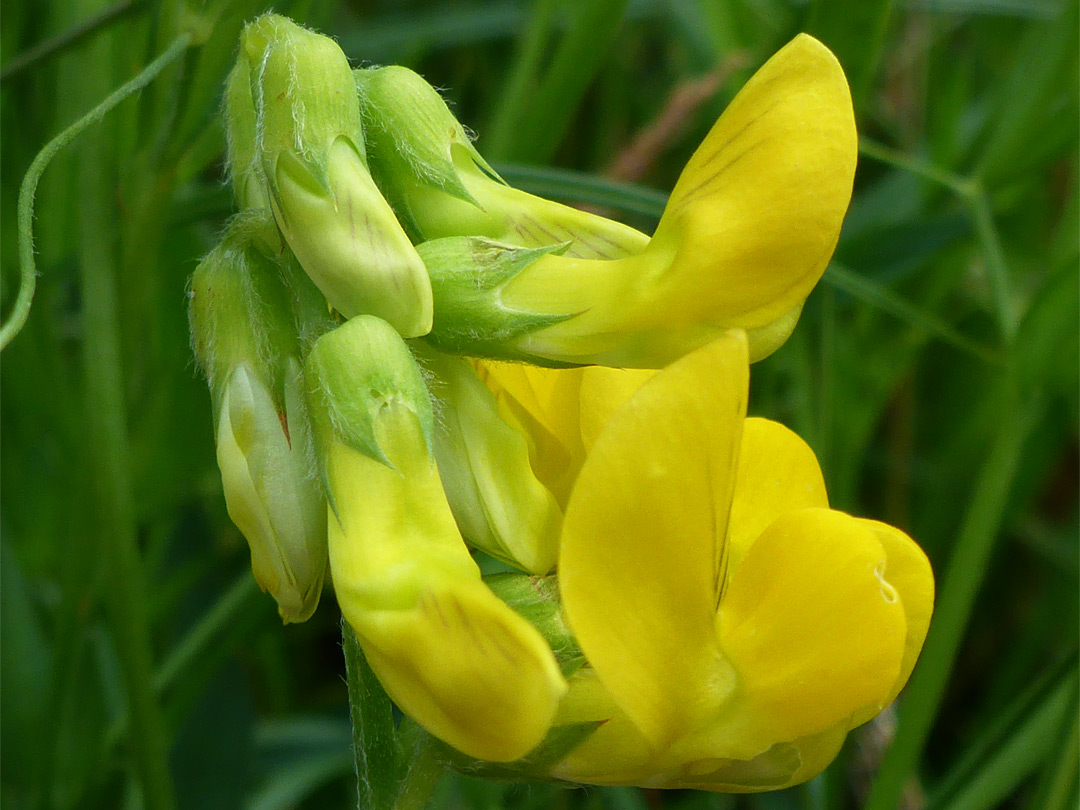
498 34 856 366
704 508 907 761
653 33 857 334
559 331 750 748
328 405 566 761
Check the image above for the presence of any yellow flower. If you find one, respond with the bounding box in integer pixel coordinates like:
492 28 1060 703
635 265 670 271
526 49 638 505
477 331 934 790
305 316 567 762
423 34 857 367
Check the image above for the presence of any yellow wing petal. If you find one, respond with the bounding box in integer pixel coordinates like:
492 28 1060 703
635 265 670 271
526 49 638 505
501 34 856 366
359 577 568 762
577 365 658 451
328 406 566 761
849 519 935 725
708 508 906 760
559 331 749 748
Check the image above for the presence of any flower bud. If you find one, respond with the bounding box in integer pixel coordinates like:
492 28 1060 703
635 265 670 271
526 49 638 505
421 35 856 368
417 344 562 575
223 57 273 217
305 316 566 762
355 65 648 259
188 224 327 622
239 14 432 337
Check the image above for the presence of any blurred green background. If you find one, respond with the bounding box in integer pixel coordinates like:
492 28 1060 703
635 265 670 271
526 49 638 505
1 1 1077 809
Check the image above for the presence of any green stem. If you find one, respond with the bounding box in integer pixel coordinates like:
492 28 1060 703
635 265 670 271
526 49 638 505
3 34 191 353
342 622 445 810
78 96 176 810
858 137 1019 347
864 377 1042 810
394 728 445 810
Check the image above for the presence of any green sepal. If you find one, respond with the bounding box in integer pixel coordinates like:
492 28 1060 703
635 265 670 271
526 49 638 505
485 573 585 678
437 721 603 783
240 13 364 194
223 57 272 213
355 65 489 214
304 315 434 474
420 237 577 364
188 213 300 415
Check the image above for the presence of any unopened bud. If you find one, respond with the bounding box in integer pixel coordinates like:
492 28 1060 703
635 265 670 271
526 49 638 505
356 65 648 259
418 345 562 574
239 14 432 337
189 222 327 622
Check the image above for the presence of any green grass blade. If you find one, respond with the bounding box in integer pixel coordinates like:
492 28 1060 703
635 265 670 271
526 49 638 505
864 380 1044 810
495 162 668 221
503 0 632 164
824 263 1001 363
927 660 1079 810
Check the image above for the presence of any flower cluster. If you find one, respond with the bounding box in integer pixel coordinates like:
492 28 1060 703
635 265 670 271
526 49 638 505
189 13 934 791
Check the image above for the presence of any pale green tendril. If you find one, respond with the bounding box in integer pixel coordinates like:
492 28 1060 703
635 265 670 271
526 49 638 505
2 34 192 352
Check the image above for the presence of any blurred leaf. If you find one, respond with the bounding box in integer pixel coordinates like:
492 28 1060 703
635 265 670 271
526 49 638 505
806 0 892 105
930 668 1078 810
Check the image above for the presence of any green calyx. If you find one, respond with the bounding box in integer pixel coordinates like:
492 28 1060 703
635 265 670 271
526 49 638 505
420 237 576 365
304 315 434 470
188 214 301 413
485 573 585 678
240 13 363 193
355 65 491 226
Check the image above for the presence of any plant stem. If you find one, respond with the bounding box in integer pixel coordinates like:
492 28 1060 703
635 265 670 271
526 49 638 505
342 622 445 810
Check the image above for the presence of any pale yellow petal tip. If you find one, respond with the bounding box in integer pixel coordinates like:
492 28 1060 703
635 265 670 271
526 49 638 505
353 580 567 762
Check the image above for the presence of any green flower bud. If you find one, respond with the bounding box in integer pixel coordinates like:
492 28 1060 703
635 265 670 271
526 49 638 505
304 315 433 482
239 14 432 337
416 344 562 574
188 221 327 623
355 65 648 259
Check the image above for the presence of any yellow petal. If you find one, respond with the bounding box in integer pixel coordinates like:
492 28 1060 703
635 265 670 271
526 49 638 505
657 725 847 792
724 417 828 582
328 406 566 761
475 360 587 504
577 366 657 451
708 508 906 760
358 577 568 762
426 350 562 574
501 34 855 367
559 331 749 748
651 33 857 334
850 519 934 724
